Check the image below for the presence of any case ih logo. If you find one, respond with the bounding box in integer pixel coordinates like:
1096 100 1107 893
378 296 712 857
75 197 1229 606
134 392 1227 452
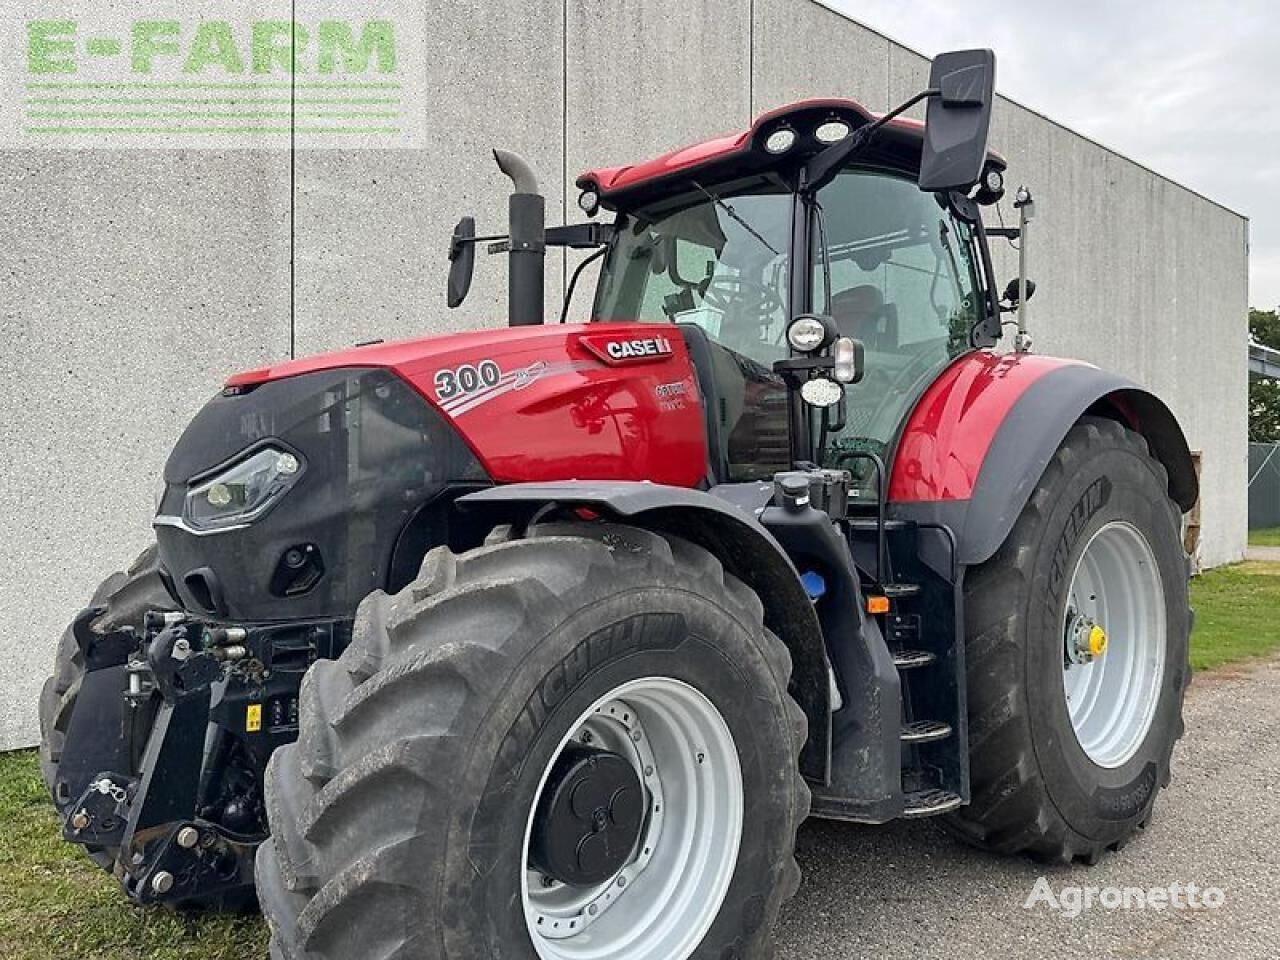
580 333 675 366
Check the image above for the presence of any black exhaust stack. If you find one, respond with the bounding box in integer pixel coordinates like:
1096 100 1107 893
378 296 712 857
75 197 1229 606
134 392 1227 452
493 150 545 326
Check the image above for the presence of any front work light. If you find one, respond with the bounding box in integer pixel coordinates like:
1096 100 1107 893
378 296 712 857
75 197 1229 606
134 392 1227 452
185 446 305 531
787 315 828 353
800 377 843 408
578 189 600 216
764 127 797 154
814 119 851 144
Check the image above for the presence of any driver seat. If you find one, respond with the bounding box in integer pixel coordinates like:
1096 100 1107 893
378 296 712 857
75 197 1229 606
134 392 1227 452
832 284 898 352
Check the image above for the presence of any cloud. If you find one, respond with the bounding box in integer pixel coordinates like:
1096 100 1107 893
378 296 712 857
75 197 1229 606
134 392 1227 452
824 0 1277 306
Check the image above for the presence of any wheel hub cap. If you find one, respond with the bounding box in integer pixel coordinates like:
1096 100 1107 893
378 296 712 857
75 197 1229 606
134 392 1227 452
529 745 645 886
1065 613 1109 664
522 681 743 959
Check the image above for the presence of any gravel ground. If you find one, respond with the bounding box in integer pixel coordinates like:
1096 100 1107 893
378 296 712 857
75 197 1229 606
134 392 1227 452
776 657 1280 959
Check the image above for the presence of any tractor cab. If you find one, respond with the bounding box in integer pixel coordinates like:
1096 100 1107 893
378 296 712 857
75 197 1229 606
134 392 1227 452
588 150 993 499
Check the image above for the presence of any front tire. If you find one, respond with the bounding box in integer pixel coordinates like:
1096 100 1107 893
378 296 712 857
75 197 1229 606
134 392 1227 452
946 417 1190 862
257 523 809 960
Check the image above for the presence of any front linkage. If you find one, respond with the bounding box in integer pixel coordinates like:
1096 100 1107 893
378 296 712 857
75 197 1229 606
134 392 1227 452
54 604 348 906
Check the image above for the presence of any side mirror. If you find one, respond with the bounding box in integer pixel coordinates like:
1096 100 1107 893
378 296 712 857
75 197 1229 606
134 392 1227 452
447 216 476 309
1001 277 1036 307
919 49 996 193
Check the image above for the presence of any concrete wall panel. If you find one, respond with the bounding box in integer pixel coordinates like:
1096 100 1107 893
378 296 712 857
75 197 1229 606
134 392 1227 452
751 0 888 113
0 150 290 749
293 0 566 356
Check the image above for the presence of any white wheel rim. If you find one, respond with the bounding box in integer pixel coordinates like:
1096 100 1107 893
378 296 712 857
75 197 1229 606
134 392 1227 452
1062 521 1167 768
521 677 743 960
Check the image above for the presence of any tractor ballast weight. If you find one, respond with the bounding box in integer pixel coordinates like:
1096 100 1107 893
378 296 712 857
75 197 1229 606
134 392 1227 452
40 47 1199 960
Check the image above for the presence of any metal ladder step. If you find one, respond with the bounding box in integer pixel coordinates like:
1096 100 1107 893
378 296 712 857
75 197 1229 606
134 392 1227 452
902 788 963 818
847 517 912 532
901 719 952 744
882 583 921 598
892 649 936 670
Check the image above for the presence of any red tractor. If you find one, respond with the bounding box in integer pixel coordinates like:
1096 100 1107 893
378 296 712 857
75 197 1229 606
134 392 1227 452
41 50 1195 959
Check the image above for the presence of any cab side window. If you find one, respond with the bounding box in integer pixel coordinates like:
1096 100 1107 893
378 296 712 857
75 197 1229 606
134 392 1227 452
813 169 980 486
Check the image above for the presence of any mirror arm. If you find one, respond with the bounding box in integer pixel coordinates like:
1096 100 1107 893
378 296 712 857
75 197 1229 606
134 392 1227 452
804 88 939 191
558 246 609 325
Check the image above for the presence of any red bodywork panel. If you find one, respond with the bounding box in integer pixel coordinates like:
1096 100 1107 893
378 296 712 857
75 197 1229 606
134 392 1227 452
227 324 708 488
578 97 1006 202
889 352 1088 503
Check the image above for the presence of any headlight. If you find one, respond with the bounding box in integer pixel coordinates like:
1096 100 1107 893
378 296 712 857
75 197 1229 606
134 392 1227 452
787 315 829 353
184 446 304 530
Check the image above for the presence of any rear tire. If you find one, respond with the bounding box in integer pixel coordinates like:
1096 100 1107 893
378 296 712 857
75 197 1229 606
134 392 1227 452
37 544 173 870
256 523 809 960
946 417 1190 862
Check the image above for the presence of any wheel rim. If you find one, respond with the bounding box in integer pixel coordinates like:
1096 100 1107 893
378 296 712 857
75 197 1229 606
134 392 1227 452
521 677 743 960
1061 520 1167 768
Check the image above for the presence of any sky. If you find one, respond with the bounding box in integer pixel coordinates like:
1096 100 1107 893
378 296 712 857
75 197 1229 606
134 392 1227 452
827 0 1279 309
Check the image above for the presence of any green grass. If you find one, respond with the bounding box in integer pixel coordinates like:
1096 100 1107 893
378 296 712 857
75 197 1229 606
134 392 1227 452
0 752 266 959
1189 560 1280 670
0 563 1275 956
1247 526 1280 547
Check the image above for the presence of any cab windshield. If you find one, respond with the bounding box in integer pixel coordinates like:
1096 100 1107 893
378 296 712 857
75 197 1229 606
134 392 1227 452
592 178 792 368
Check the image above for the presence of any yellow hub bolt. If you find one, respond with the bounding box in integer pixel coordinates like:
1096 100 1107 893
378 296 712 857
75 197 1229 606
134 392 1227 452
1087 624 1108 659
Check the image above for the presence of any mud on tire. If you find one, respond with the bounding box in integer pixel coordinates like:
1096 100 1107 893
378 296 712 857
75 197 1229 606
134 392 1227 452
256 523 810 960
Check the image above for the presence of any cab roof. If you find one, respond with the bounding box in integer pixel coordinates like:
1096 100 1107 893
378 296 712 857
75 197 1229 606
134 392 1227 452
576 97 1005 210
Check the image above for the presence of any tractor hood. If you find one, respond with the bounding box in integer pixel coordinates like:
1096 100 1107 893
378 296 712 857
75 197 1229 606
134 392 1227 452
225 324 572 391
156 321 710 621
223 322 710 490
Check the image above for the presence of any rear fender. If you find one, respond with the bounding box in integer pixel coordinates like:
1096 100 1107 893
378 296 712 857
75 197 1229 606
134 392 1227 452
891 354 1197 566
458 481 833 780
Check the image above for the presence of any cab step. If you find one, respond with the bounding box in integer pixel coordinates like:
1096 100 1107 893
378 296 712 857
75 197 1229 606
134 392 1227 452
882 582 921 598
902 788 963 818
901 719 952 744
892 649 936 670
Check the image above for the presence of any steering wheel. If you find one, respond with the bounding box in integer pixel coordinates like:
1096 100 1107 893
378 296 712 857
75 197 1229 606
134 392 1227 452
699 274 786 318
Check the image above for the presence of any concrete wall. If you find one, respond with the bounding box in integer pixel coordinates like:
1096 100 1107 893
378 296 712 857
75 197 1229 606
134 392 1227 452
0 0 1247 749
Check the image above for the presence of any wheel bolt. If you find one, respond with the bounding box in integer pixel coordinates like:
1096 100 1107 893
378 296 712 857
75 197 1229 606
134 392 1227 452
152 871 175 895
176 827 199 849
630 730 642 742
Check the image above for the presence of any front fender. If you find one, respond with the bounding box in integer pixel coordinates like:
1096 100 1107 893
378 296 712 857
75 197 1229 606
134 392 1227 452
890 353 1196 566
458 481 832 780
